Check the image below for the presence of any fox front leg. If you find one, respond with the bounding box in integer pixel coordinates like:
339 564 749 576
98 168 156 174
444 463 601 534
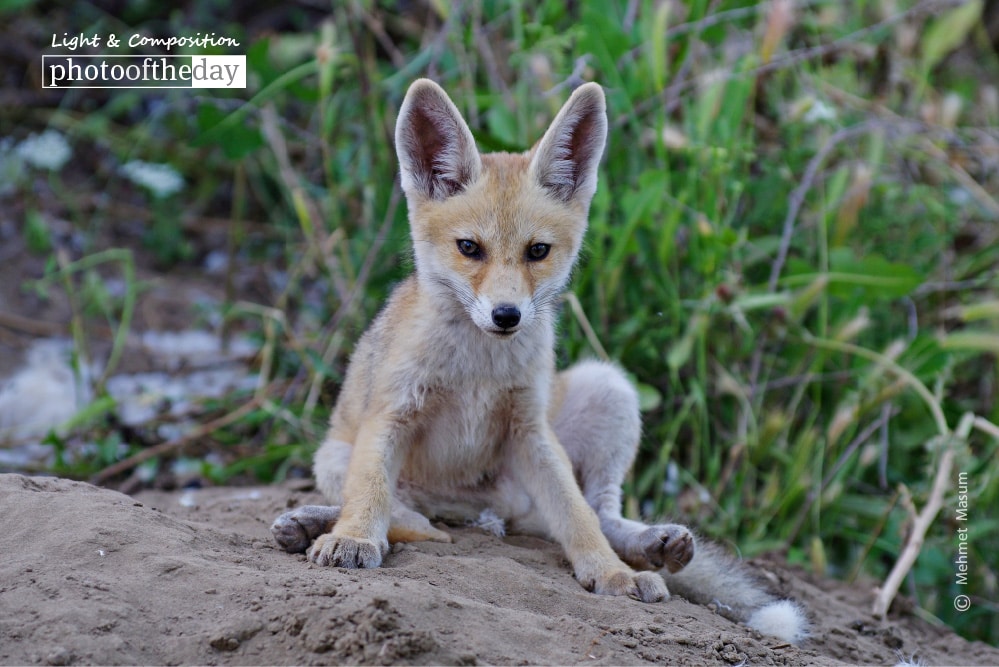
307 418 402 568
511 422 669 603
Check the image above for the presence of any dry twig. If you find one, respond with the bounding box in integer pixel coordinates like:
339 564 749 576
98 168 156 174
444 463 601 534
0 311 65 337
872 413 999 617
871 435 957 618
91 394 266 486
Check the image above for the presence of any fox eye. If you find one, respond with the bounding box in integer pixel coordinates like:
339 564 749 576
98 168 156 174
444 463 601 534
526 243 550 261
456 239 482 259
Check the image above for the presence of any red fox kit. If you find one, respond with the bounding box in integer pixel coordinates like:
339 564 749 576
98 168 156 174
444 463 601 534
273 79 807 643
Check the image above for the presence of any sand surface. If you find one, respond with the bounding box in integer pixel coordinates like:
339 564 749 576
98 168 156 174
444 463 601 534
1 474 996 666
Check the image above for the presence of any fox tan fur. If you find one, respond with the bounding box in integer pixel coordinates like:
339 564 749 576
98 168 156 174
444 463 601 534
272 79 808 640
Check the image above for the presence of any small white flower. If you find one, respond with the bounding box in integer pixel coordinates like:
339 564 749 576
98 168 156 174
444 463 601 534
788 97 838 125
16 130 72 171
120 160 184 198
803 99 837 124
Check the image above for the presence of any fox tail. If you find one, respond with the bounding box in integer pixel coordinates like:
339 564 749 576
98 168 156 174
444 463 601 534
662 540 810 644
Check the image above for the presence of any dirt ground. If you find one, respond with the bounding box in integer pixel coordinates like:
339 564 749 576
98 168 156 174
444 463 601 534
1 475 996 666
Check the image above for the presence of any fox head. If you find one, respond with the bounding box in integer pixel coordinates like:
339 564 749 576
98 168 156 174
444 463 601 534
395 78 607 339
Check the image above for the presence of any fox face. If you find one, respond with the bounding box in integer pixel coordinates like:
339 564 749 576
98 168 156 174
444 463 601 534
395 80 607 338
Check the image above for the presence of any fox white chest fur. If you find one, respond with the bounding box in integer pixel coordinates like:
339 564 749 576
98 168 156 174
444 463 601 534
330 271 556 494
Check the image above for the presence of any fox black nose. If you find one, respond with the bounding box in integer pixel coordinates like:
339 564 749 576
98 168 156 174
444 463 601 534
491 304 521 329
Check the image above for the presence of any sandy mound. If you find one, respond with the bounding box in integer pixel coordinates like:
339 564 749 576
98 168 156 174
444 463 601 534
1 474 995 666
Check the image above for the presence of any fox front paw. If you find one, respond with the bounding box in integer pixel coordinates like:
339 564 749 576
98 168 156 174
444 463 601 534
632 524 695 574
579 567 670 603
307 533 386 569
632 571 671 602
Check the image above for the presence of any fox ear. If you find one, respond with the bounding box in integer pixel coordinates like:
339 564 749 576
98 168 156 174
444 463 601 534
395 79 482 201
529 83 607 204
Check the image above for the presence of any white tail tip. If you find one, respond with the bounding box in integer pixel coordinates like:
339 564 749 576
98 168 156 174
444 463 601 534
746 599 810 644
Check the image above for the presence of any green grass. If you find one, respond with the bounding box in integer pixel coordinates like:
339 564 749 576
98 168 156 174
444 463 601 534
2 0 998 643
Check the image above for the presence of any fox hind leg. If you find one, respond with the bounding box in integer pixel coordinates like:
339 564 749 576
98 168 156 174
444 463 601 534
386 501 453 544
272 497 450 554
551 360 695 573
551 361 809 642
272 505 340 553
